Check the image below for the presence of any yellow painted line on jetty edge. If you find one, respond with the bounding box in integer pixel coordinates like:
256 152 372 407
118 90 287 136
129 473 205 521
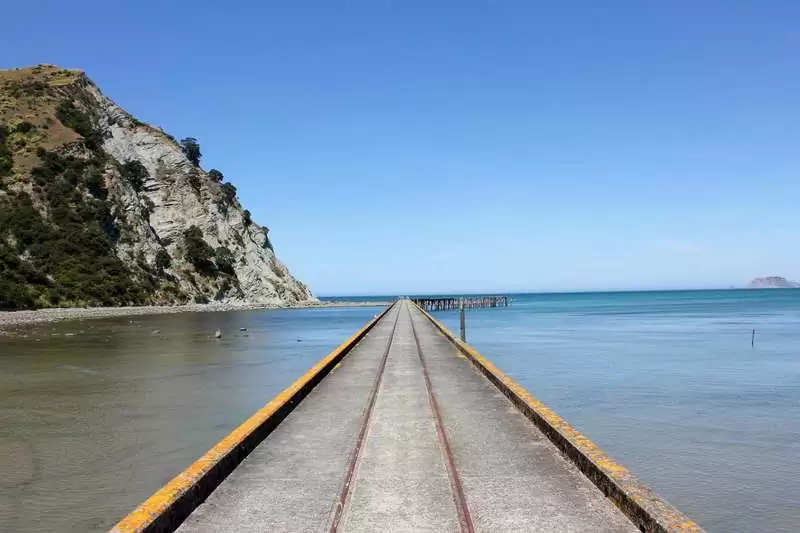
109 302 395 533
414 303 705 533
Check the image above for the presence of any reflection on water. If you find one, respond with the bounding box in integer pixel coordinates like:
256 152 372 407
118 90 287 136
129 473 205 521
0 306 384 533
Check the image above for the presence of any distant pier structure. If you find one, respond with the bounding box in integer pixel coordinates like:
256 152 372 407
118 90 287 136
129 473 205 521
411 295 509 312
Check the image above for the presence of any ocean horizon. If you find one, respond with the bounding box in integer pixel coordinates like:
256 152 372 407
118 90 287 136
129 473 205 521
320 286 796 301
426 288 800 532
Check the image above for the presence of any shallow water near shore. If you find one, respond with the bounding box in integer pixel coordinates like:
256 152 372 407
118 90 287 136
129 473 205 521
1 290 798 533
0 306 385 533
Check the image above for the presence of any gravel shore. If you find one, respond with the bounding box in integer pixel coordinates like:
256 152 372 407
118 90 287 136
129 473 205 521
0 300 390 333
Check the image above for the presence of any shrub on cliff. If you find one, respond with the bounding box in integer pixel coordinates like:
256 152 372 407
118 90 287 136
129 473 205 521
0 150 147 307
180 137 202 166
0 125 12 178
84 167 107 199
0 243 39 309
56 101 102 149
214 246 235 276
221 182 237 203
183 225 215 275
120 160 148 191
14 121 35 134
155 249 171 271
208 169 223 183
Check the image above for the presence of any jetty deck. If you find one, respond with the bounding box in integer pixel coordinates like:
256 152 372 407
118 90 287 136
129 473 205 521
112 301 701 533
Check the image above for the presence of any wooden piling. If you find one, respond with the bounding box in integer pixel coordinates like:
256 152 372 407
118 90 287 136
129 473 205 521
459 300 465 342
410 295 509 313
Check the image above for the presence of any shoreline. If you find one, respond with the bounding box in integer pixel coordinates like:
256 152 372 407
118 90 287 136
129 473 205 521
0 300 391 333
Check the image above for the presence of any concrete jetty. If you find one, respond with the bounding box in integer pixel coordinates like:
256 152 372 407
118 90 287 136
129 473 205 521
110 301 703 533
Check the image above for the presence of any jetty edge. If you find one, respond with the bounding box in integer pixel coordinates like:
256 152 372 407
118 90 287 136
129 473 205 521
108 303 394 533
415 302 703 533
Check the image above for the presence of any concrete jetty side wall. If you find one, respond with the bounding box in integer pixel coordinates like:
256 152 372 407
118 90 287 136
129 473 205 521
414 303 705 533
109 303 395 533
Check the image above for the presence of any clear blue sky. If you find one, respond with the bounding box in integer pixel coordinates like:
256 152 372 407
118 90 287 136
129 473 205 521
4 1 799 295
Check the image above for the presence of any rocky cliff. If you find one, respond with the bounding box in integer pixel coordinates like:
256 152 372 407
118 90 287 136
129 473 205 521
0 65 314 309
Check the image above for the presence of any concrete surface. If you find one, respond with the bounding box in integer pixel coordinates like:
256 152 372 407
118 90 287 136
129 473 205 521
176 305 400 533
408 305 638 533
340 306 459 533
177 301 639 532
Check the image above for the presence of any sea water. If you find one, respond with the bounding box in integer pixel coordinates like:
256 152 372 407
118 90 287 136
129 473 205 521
1 290 798 532
0 306 384 533
435 289 800 533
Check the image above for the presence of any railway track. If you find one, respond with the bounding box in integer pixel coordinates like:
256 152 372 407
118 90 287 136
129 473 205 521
120 300 698 533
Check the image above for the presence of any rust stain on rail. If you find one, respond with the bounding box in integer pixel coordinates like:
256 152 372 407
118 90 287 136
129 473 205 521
408 305 476 533
328 308 399 533
110 303 395 533
413 302 704 533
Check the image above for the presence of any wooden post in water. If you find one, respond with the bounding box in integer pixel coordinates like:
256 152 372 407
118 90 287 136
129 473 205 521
459 299 466 342
752 328 756 347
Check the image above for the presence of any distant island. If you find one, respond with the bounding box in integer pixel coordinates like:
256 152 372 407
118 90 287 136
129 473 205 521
747 276 800 289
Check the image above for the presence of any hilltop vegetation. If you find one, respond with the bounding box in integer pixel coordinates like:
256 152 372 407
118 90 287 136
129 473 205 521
0 68 152 308
0 65 313 309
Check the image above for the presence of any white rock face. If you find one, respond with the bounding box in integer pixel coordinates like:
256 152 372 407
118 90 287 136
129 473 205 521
78 79 314 305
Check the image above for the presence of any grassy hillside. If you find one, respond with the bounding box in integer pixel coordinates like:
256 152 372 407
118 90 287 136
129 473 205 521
0 66 155 308
1 65 314 310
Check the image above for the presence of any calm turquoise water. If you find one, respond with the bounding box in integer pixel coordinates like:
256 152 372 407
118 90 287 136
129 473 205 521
434 289 800 533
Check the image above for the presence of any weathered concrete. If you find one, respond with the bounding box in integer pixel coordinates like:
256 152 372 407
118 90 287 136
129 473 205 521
417 304 704 533
175 304 400 533
408 305 637 532
117 300 702 533
111 303 395 533
340 307 459 533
